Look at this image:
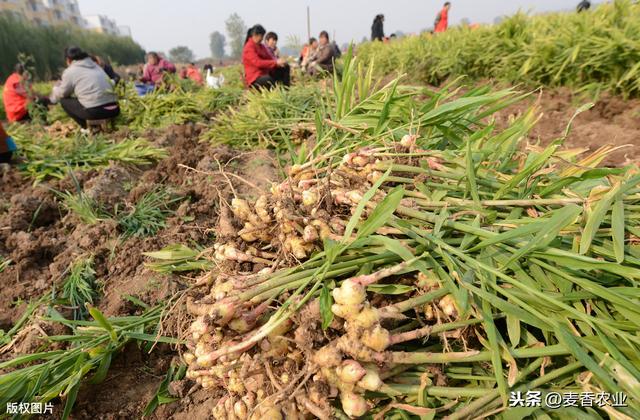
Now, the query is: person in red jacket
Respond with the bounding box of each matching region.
[242,24,289,89]
[3,64,50,123]
[182,63,204,85]
[3,64,31,123]
[434,2,451,33]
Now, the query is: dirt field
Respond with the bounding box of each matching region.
[498,88,640,166]
[0,123,278,419]
[1,87,639,418]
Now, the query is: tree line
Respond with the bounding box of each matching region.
[207,13,245,60]
[165,13,245,64]
[207,13,299,60]
[0,13,146,80]
[153,12,306,64]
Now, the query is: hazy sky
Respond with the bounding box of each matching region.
[80,0,602,59]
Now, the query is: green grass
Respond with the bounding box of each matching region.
[214,64,245,89]
[59,191,106,225]
[0,299,43,348]
[60,257,98,320]
[0,257,10,273]
[0,304,176,420]
[115,188,182,238]
[58,182,183,238]
[143,363,186,416]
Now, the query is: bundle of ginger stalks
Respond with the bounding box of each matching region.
[146,54,640,419]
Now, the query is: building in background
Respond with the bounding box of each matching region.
[0,0,25,21]
[0,0,125,36]
[42,0,84,27]
[0,0,51,26]
[84,14,118,36]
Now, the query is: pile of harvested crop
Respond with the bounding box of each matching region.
[117,81,243,131]
[179,120,640,418]
[202,84,323,149]
[9,124,166,183]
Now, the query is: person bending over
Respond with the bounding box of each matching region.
[93,56,121,85]
[49,47,120,129]
[136,52,176,95]
[185,63,204,85]
[2,64,49,123]
[3,64,30,123]
[242,25,289,89]
[308,31,336,76]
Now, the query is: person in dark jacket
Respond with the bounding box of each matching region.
[577,0,591,12]
[242,25,289,89]
[371,14,385,41]
[331,41,342,58]
[308,31,336,76]
[93,56,121,85]
[50,47,120,128]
